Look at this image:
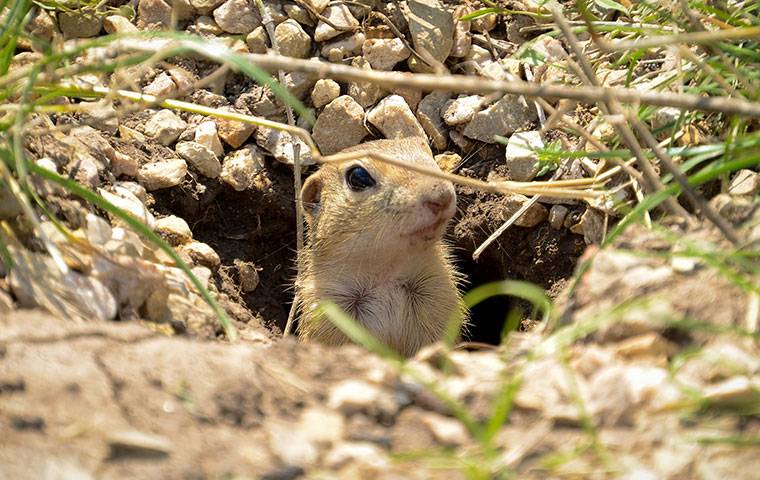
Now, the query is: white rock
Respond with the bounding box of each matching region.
[404,0,454,73]
[137,159,188,191]
[362,38,410,70]
[143,72,177,98]
[297,407,345,445]
[213,0,260,34]
[320,32,365,62]
[463,94,538,143]
[194,121,224,158]
[176,141,221,179]
[255,127,314,166]
[312,95,367,155]
[327,380,397,416]
[267,420,318,466]
[347,57,380,108]
[144,110,187,146]
[103,15,138,33]
[98,186,155,229]
[220,145,265,191]
[274,19,311,58]
[311,79,341,108]
[419,412,469,446]
[325,442,389,470]
[181,241,221,270]
[366,94,426,140]
[703,376,760,407]
[442,95,484,126]
[728,169,760,197]
[314,4,358,42]
[504,131,544,182]
[86,213,112,245]
[154,215,193,246]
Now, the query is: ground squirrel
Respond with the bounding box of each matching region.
[295,137,464,357]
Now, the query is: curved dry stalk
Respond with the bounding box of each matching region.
[602,25,760,51]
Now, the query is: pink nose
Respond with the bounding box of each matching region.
[422,187,454,216]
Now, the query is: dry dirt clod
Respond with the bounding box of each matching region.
[311,95,367,155]
[216,109,257,148]
[366,94,426,140]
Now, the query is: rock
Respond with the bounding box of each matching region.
[362,38,411,70]
[463,94,538,143]
[703,376,760,408]
[652,106,681,130]
[266,420,318,467]
[678,340,760,384]
[103,15,138,33]
[167,66,196,93]
[0,290,12,312]
[614,332,677,362]
[314,4,359,42]
[472,12,497,32]
[709,193,755,223]
[274,19,312,58]
[176,141,221,178]
[348,57,380,108]
[217,110,257,148]
[143,72,178,98]
[416,91,451,151]
[154,215,193,246]
[504,131,544,182]
[392,87,422,112]
[137,0,172,28]
[481,58,522,81]
[419,412,469,446]
[404,0,454,73]
[194,121,224,158]
[450,5,471,57]
[549,205,568,230]
[435,152,460,172]
[98,186,155,229]
[284,3,315,26]
[119,125,146,142]
[442,95,484,126]
[728,169,760,197]
[115,181,148,204]
[181,241,221,270]
[366,94,426,140]
[311,79,341,108]
[26,8,57,45]
[80,102,119,134]
[297,407,345,445]
[168,0,195,21]
[220,145,266,191]
[569,208,605,244]
[144,110,187,146]
[85,213,113,245]
[461,44,492,74]
[235,259,260,292]
[246,26,269,53]
[137,159,188,190]
[325,442,389,470]
[193,15,223,36]
[255,127,315,166]
[312,95,367,155]
[327,380,397,417]
[107,430,173,457]
[282,69,317,100]
[449,129,474,151]
[58,11,102,39]
[320,32,365,62]
[213,0,260,34]
[191,0,225,15]
[302,0,328,13]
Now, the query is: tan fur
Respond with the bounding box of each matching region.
[295,137,465,357]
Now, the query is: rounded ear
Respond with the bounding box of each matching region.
[300,173,323,223]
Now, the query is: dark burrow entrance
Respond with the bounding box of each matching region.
[152,163,585,345]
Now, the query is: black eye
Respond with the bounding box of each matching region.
[345,166,376,191]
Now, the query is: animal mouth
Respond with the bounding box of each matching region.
[404,218,447,240]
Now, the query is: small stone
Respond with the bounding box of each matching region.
[58,11,102,39]
[314,4,359,42]
[167,66,196,93]
[26,8,57,45]
[246,26,269,53]
[703,376,760,408]
[463,95,538,143]
[193,15,223,36]
[297,407,345,445]
[348,57,380,108]
[504,131,544,182]
[194,121,224,158]
[213,0,260,34]
[181,241,221,271]
[104,15,138,33]
[614,332,677,361]
[98,186,155,228]
[419,412,469,446]
[81,102,119,134]
[327,380,397,417]
[255,127,315,166]
[311,79,341,108]
[450,5,471,58]
[144,109,187,146]
[442,95,484,126]
[670,256,698,273]
[115,181,148,203]
[154,215,193,246]
[417,91,451,151]
[137,0,172,28]
[366,95,426,140]
[392,87,422,112]
[710,193,755,223]
[108,430,173,457]
[217,110,257,148]
[362,38,411,70]
[570,207,605,244]
[587,365,636,426]
[220,145,266,191]
[266,420,318,467]
[0,184,22,220]
[284,3,315,26]
[0,290,12,312]
[728,169,760,197]
[449,129,474,151]
[274,19,312,59]
[325,442,389,470]
[143,72,178,98]
[404,0,454,73]
[235,259,260,292]
[652,106,681,130]
[472,12,497,32]
[86,213,113,245]
[481,58,522,81]
[312,95,367,155]
[549,205,568,230]
[302,0,328,13]
[176,141,221,178]
[190,0,225,15]
[137,159,188,190]
[461,44,492,74]
[320,32,365,62]
[435,152,460,173]
[119,125,146,142]
[283,70,317,100]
